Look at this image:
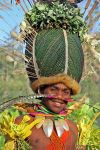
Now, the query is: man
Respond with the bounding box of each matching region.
[16,80,79,150]
[15,1,84,149]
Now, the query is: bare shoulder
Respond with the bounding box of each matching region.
[66,119,78,135]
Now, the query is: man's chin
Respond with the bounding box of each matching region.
[49,108,63,114]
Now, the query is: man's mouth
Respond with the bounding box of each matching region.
[50,99,66,105]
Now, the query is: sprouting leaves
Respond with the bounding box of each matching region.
[24,2,87,41]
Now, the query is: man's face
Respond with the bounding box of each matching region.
[42,83,71,114]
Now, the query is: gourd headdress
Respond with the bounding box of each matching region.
[24,0,85,95]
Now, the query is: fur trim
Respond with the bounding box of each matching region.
[31,74,80,95]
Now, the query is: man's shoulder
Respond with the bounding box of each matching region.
[66,119,78,134]
[66,119,77,126]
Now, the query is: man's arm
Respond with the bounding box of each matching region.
[66,119,78,149]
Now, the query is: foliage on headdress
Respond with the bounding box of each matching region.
[21,2,87,41]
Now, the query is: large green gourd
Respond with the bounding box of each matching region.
[35,29,84,82]
[25,29,84,83]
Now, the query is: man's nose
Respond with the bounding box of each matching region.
[56,91,63,99]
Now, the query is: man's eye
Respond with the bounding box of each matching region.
[50,87,56,91]
[64,90,70,95]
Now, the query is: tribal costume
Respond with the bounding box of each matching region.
[15,102,78,150]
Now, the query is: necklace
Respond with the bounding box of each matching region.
[29,104,69,137]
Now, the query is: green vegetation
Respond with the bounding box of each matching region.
[24,2,87,40]
[68,103,100,149]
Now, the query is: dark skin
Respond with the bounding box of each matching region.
[15,83,78,150]
[41,83,70,113]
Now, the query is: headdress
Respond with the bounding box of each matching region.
[0,0,99,103]
[24,1,85,95]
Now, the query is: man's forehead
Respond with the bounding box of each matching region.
[49,83,70,90]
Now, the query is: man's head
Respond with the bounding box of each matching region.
[39,83,71,114]
[31,74,80,113]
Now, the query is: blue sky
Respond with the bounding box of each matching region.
[0,0,100,45]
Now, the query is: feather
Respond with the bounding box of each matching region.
[86,0,99,20]
[85,0,91,11]
[88,13,100,30]
[0,2,12,10]
[19,2,27,13]
[0,94,45,113]
[27,0,32,6]
[22,0,29,11]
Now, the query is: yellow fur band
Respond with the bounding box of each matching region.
[31,74,80,95]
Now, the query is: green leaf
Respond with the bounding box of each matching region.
[36,3,46,11]
[0,135,5,150]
